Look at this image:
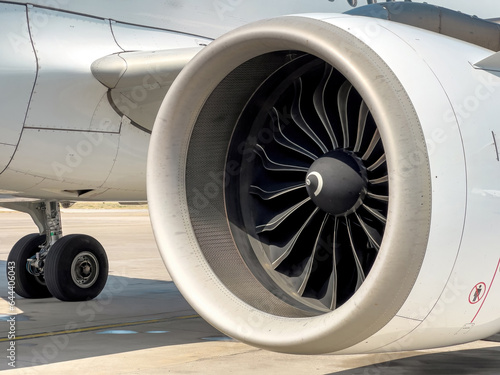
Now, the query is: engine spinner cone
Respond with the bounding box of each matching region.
[306,150,367,216]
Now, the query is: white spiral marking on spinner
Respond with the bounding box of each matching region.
[306,172,324,197]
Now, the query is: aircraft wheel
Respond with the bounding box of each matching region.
[45,234,108,301]
[6,233,52,299]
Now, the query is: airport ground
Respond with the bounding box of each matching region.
[1,208,500,374]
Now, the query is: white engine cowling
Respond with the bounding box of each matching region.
[147,14,500,354]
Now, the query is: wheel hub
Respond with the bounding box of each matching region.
[71,251,99,289]
[81,263,92,276]
[306,150,367,216]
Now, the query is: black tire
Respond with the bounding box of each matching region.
[6,233,52,299]
[45,234,108,301]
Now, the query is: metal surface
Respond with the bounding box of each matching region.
[110,21,211,51]
[149,15,434,354]
[148,6,500,354]
[7,128,120,190]
[1,201,62,279]
[0,0,498,202]
[347,2,500,51]
[70,251,99,288]
[475,51,500,72]
[44,201,62,246]
[1,0,369,201]
[0,0,381,39]
[92,47,203,131]
[224,55,386,312]
[0,4,37,172]
[92,48,203,90]
[24,7,119,131]
[1,0,500,358]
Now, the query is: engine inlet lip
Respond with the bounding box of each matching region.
[148,14,432,354]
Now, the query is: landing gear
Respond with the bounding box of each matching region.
[3,200,109,301]
[7,234,52,299]
[45,234,108,301]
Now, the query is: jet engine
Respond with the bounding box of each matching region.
[148,13,500,354]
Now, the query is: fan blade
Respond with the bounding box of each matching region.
[346,218,366,291]
[250,183,306,200]
[254,144,309,172]
[313,65,339,150]
[354,101,370,153]
[256,197,311,233]
[271,108,319,161]
[271,208,320,267]
[291,78,329,153]
[338,81,353,149]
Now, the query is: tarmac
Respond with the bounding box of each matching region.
[1,209,500,374]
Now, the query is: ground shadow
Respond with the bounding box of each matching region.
[331,346,500,375]
[0,260,222,370]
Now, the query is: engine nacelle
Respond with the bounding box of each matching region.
[148,14,500,354]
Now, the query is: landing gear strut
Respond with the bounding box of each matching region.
[4,201,108,301]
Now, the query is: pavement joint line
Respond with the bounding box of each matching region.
[0,314,200,342]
